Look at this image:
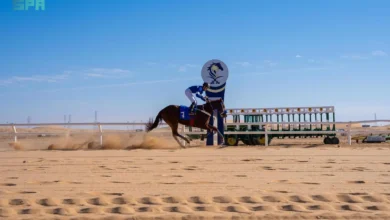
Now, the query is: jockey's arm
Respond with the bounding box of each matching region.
[195,93,206,101]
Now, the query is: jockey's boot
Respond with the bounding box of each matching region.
[189,102,196,115]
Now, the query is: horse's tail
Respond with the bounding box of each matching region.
[146,111,162,132]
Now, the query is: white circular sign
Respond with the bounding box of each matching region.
[201,59,229,86]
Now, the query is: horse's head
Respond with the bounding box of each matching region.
[207,63,224,76]
[207,98,227,118]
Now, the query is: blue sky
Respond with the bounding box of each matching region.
[0,0,389,124]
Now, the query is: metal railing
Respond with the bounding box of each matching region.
[182,120,390,146]
[0,120,389,146]
[0,122,168,145]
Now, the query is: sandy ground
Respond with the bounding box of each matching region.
[0,129,390,219]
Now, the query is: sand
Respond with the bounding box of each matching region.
[0,128,390,219]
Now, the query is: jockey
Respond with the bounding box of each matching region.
[185,82,210,115]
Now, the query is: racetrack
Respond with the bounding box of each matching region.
[0,129,390,219]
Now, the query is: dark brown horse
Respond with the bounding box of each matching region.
[145,98,227,148]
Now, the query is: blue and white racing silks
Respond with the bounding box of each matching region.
[187,85,206,101]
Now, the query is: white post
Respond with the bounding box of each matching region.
[265,124,269,147]
[12,125,17,143]
[181,125,186,147]
[98,124,103,146]
[347,122,352,145]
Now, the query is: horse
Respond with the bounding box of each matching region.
[145,98,227,148]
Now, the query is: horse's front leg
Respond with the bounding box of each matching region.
[216,129,225,145]
[205,123,218,136]
[206,125,225,146]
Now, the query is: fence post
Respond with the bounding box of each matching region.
[182,125,186,147]
[265,123,269,146]
[98,124,103,146]
[12,125,17,143]
[347,122,352,146]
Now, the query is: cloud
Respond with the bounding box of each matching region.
[235,62,251,67]
[178,66,187,72]
[263,60,277,67]
[295,67,328,72]
[340,50,388,60]
[321,60,335,65]
[308,59,315,63]
[340,54,368,60]
[84,68,132,79]
[296,55,302,58]
[277,67,328,75]
[238,72,269,76]
[146,62,157,66]
[372,50,388,57]
[0,73,69,86]
[0,79,12,86]
[86,73,104,78]
[46,77,199,92]
[177,64,198,72]
[0,67,132,86]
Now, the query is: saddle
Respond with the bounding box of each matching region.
[179,105,195,120]
[179,105,209,120]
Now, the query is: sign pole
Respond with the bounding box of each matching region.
[201,59,229,146]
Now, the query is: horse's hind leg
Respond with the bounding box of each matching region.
[170,122,190,148]
[176,133,190,144]
[173,136,185,148]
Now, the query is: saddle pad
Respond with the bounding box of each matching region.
[179,105,191,120]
